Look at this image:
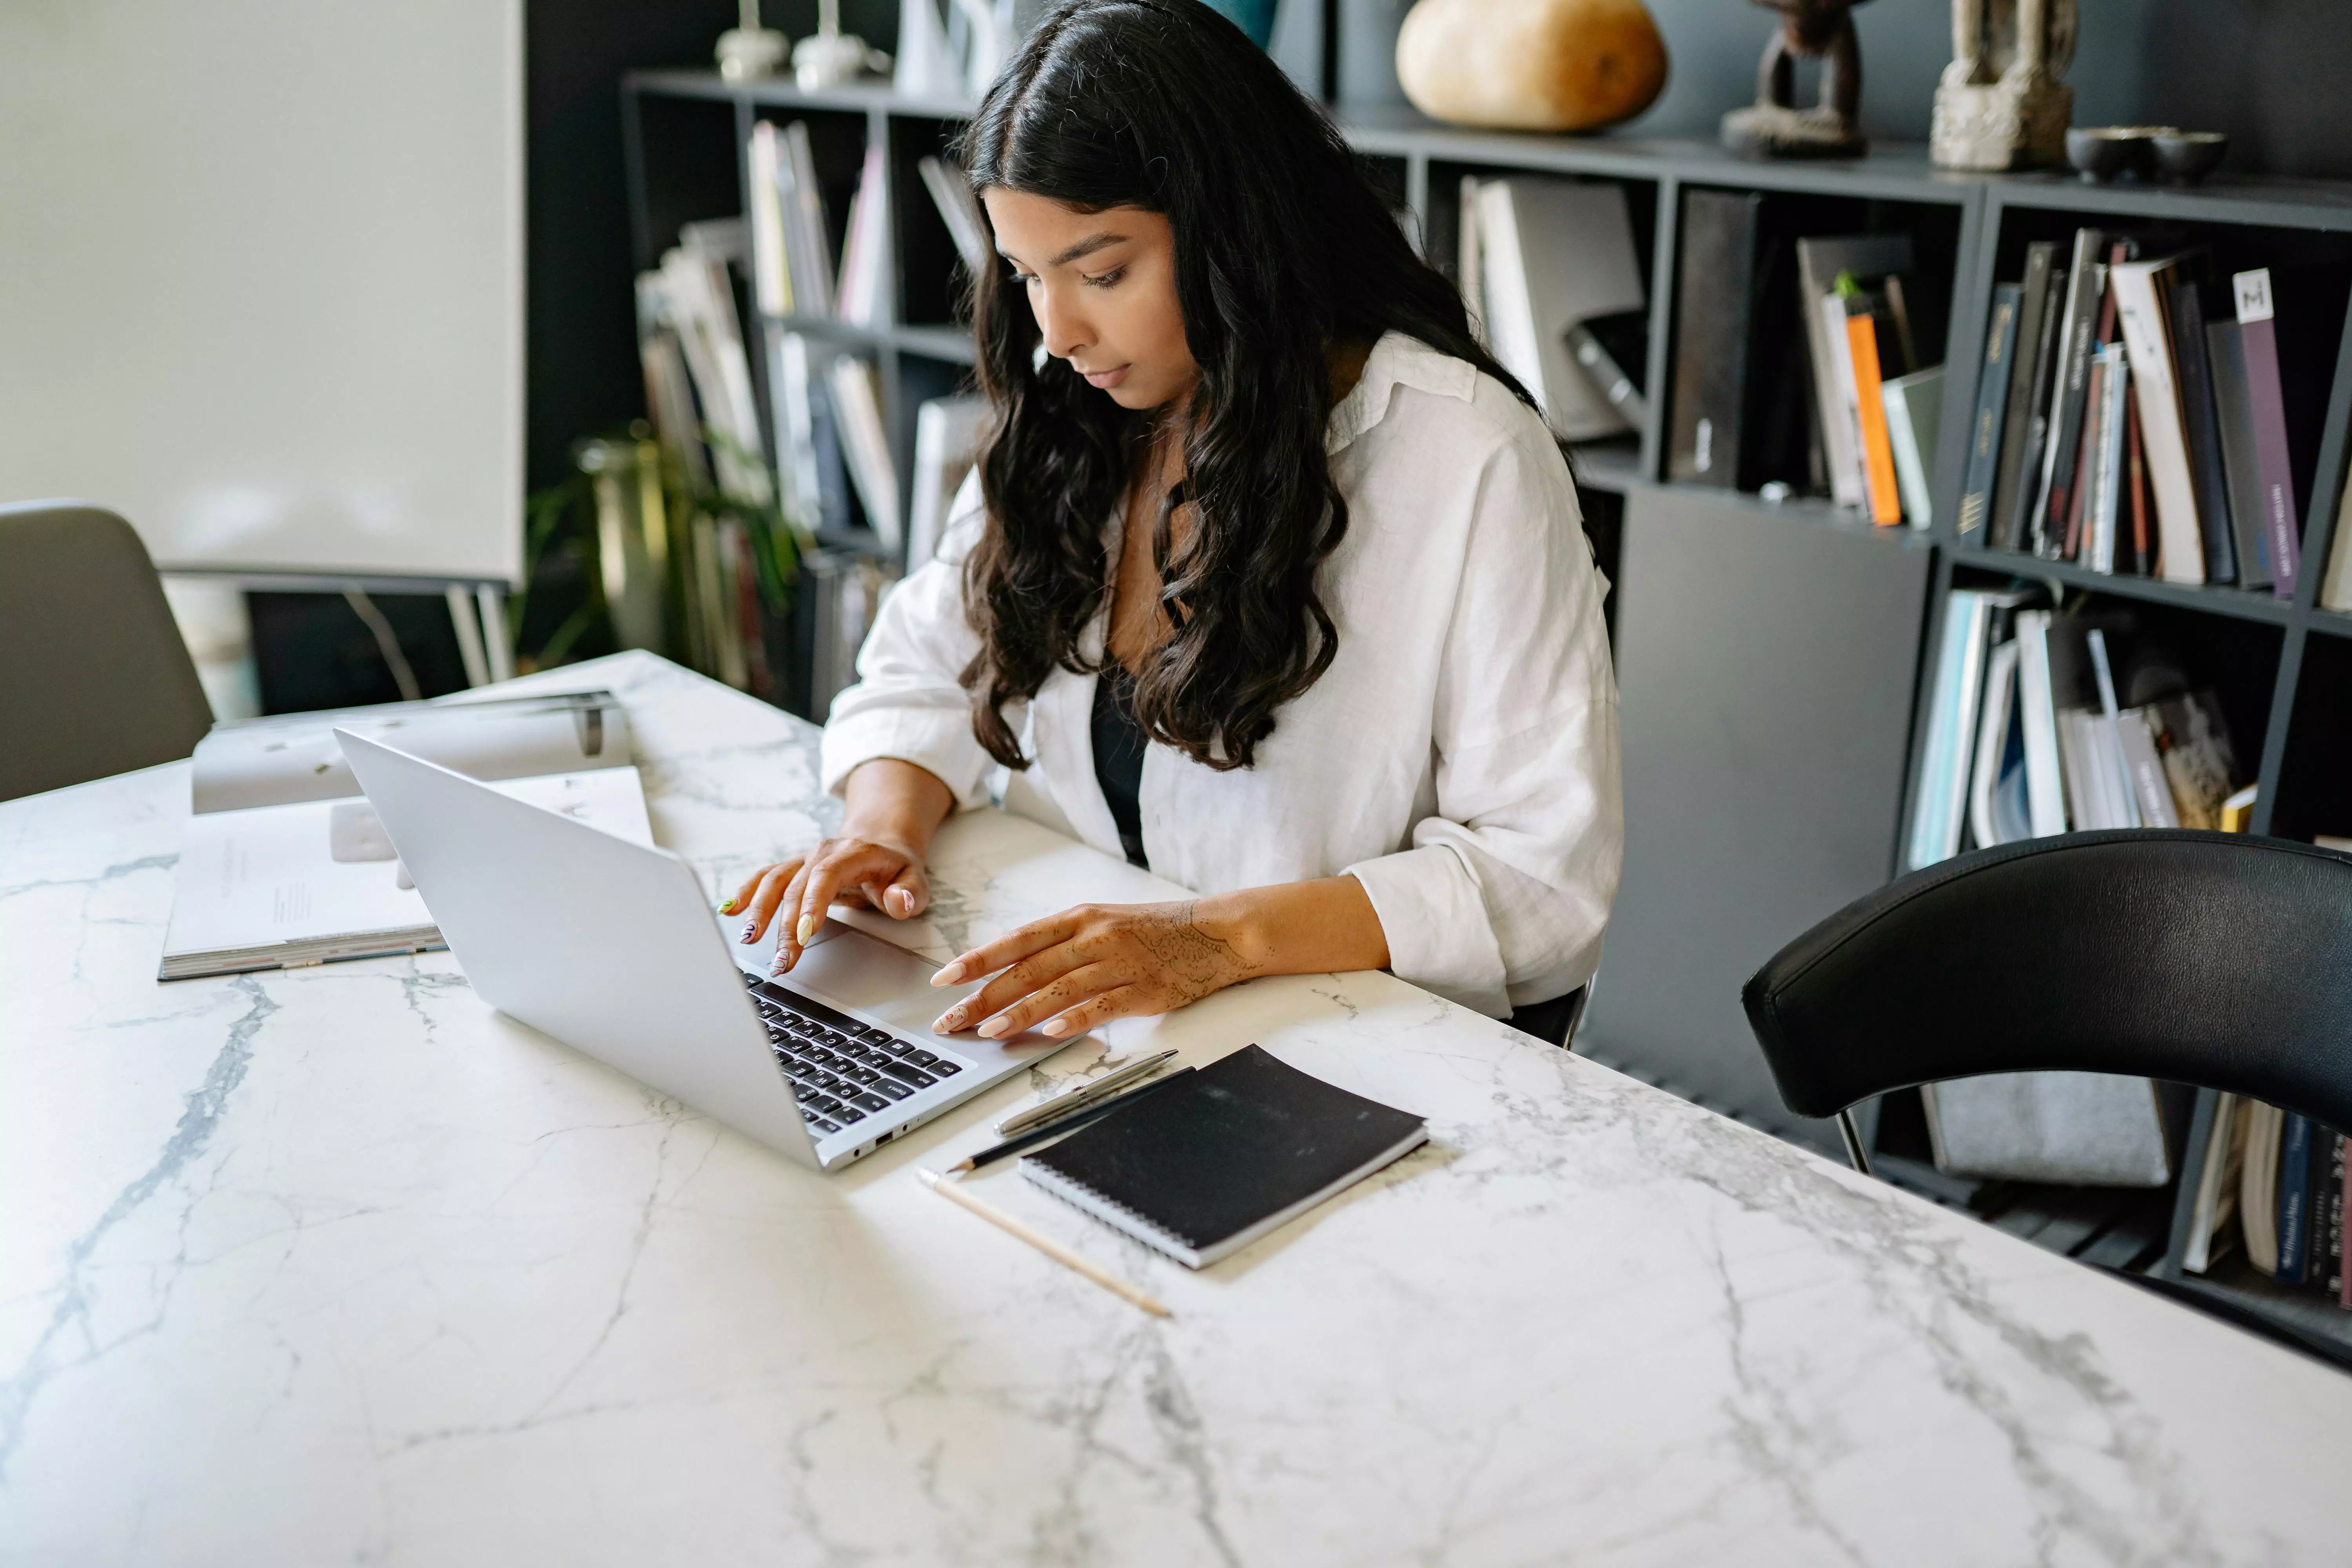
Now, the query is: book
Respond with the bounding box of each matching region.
[2033,229,2110,557]
[2127,394,2151,575]
[2111,258,2207,585]
[2115,710,2179,828]
[1668,192,1818,492]
[916,154,989,276]
[2234,269,2303,597]
[1843,297,1903,525]
[160,692,650,981]
[1957,285,2020,537]
[834,143,890,327]
[778,120,837,318]
[1882,363,1945,530]
[1796,234,1915,510]
[797,548,903,720]
[2183,1093,2246,1274]
[2242,1101,2285,1276]
[1991,242,2061,550]
[2278,1112,2316,1284]
[1968,638,2026,851]
[657,235,771,506]
[2086,345,2129,574]
[2165,277,2241,586]
[826,355,902,549]
[2220,782,2259,834]
[1909,593,1986,868]
[2203,320,2273,594]
[2330,1132,2350,1307]
[1456,175,1483,332]
[1475,178,1645,441]
[747,121,792,316]
[2013,610,2069,837]
[907,394,987,567]
[1021,1044,1429,1268]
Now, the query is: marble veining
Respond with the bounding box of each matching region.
[5,651,2351,1566]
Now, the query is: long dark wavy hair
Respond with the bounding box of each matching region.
[953,0,1528,771]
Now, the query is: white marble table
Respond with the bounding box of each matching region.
[7,651,2352,1566]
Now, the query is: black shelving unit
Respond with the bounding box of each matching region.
[620,73,2352,1358]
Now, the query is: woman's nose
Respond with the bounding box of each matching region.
[1032,283,1093,362]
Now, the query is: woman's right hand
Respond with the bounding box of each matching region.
[724,833,931,976]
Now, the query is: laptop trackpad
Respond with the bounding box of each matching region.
[768,924,992,1044]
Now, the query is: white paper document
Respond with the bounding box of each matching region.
[161,690,651,979]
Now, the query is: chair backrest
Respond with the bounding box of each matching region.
[0,501,213,802]
[1742,830,2352,1133]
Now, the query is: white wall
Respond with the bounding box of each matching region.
[0,1,524,584]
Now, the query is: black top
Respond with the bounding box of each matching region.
[1091,666,1149,869]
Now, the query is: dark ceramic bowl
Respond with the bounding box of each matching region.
[2066,125,2160,183]
[2153,130,2229,186]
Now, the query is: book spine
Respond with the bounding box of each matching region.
[2001,272,2067,552]
[2092,348,2128,575]
[1668,192,1759,488]
[2337,1131,2351,1308]
[2207,319,2273,586]
[1907,593,1984,869]
[2234,270,2303,597]
[2016,611,2068,837]
[2034,230,2107,558]
[2063,356,2106,563]
[1959,285,2022,539]
[1992,244,2058,551]
[2278,1111,2314,1284]
[2317,1129,2344,1304]
[2127,395,2151,575]
[2111,263,2207,586]
[2167,279,2238,584]
[1847,309,1903,525]
[1457,175,1483,333]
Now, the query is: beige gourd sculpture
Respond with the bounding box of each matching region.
[1397,0,1667,133]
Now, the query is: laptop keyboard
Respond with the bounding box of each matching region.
[738,971,965,1137]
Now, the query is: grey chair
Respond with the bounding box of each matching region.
[0,501,214,802]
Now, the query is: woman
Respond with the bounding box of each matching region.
[728,0,1620,1043]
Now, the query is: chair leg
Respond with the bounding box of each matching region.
[1835,1107,1874,1176]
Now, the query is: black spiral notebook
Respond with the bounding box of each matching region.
[1020,1045,1428,1268]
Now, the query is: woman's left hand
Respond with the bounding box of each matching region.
[928,899,1259,1040]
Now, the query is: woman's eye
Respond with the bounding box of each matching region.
[1081,267,1125,290]
[1009,270,1038,287]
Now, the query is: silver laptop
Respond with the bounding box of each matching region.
[337,728,1076,1169]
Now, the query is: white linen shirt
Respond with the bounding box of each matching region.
[819,330,1622,1016]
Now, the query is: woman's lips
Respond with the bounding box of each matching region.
[1080,364,1130,389]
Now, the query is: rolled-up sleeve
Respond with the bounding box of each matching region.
[1343,424,1622,1016]
[818,475,998,808]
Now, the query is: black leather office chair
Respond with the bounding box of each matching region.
[1743,830,2352,1165]
[0,501,214,802]
[1744,830,2352,1368]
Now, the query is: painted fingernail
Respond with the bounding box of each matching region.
[739,923,757,942]
[934,1009,963,1031]
[931,960,965,986]
[888,889,911,916]
[1040,1017,1068,1036]
[796,915,817,943]
[718,898,738,915]
[977,1016,1009,1039]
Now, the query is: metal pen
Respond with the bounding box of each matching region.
[951,1067,1194,1173]
[995,1048,1179,1137]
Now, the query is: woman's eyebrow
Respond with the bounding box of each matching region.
[995,231,1130,269]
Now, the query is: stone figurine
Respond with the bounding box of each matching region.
[1930,0,2076,170]
[1720,0,1871,159]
